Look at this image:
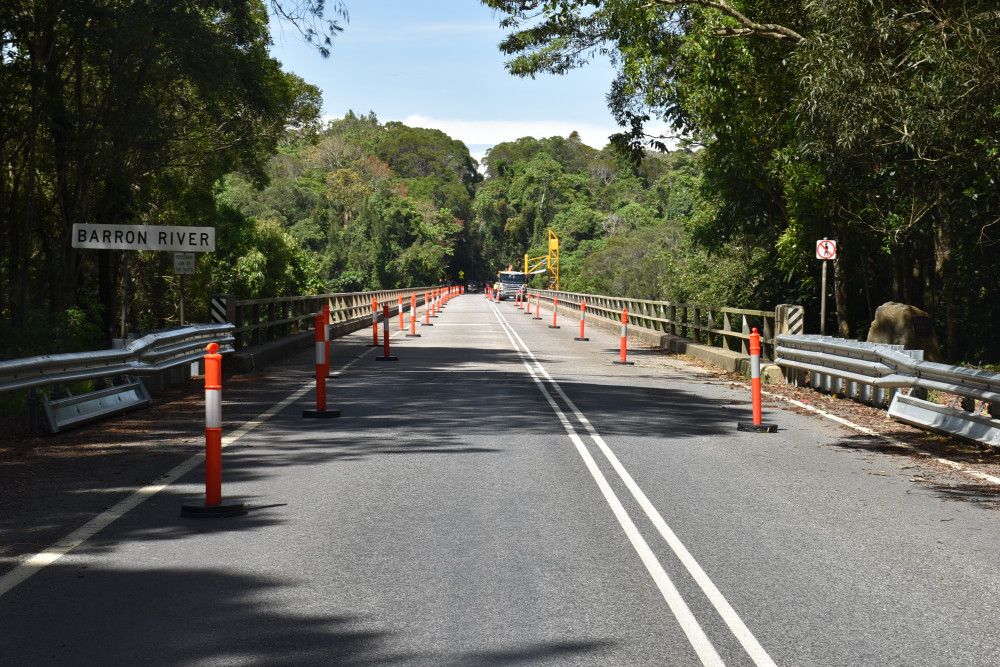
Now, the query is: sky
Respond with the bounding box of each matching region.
[268,0,671,166]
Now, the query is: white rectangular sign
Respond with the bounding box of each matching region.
[72,223,215,252]
[174,252,196,275]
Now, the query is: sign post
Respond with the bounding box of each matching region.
[174,252,196,325]
[816,238,837,336]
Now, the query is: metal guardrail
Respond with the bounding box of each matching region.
[0,324,235,433]
[529,289,777,358]
[0,324,235,394]
[776,334,1000,447]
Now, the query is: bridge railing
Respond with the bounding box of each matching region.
[528,289,781,360]
[214,288,433,349]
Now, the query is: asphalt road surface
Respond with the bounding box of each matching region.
[2,294,998,665]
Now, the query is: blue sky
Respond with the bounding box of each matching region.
[268,1,669,165]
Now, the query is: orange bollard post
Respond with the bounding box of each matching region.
[525,293,532,315]
[575,299,589,341]
[406,294,421,337]
[737,328,777,432]
[533,294,542,320]
[322,304,332,376]
[377,304,398,361]
[370,297,379,346]
[399,295,405,330]
[303,314,340,418]
[549,297,560,329]
[431,289,439,318]
[181,343,247,517]
[613,307,634,366]
[422,291,433,326]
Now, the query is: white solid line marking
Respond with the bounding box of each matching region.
[761,389,1000,486]
[493,303,776,667]
[0,365,329,599]
[490,302,727,666]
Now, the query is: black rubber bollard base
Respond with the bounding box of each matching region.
[574,337,590,341]
[375,356,399,361]
[613,360,635,366]
[181,500,247,518]
[303,409,341,418]
[737,422,778,433]
[421,323,434,326]
[405,333,422,337]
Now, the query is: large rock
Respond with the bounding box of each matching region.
[866,302,943,362]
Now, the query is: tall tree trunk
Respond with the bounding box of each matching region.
[833,252,851,338]
[934,216,960,361]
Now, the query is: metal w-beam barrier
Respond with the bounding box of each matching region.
[776,334,1000,447]
[0,324,234,433]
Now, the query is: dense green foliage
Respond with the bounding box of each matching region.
[0,0,326,353]
[5,0,1000,366]
[484,0,1000,362]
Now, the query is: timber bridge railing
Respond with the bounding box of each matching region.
[527,288,804,365]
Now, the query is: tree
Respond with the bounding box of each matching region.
[0,0,322,349]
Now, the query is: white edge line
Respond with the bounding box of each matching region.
[0,371,318,598]
[761,389,1000,486]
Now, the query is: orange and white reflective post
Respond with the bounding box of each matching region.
[549,297,560,329]
[303,314,340,419]
[376,303,398,361]
[371,297,379,346]
[399,295,405,330]
[180,343,247,517]
[575,299,589,341]
[613,307,634,366]
[423,291,432,326]
[737,328,776,432]
[533,294,542,320]
[204,343,223,505]
[407,294,420,337]
[322,304,331,371]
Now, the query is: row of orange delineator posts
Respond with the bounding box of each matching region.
[482,284,774,434]
[182,286,464,518]
[483,284,634,365]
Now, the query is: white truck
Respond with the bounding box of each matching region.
[495,270,527,301]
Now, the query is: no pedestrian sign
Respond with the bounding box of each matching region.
[816,239,837,260]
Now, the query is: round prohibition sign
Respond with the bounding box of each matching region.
[816,238,837,260]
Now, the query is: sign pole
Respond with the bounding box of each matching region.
[120,251,129,339]
[820,259,827,337]
[815,238,837,337]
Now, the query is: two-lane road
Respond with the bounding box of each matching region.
[2,294,998,665]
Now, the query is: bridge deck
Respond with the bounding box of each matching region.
[1,294,999,665]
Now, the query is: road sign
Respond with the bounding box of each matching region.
[72,223,215,252]
[816,238,837,260]
[174,252,196,275]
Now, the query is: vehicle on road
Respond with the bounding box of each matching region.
[496,270,527,301]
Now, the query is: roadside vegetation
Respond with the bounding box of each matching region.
[3,1,999,368]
